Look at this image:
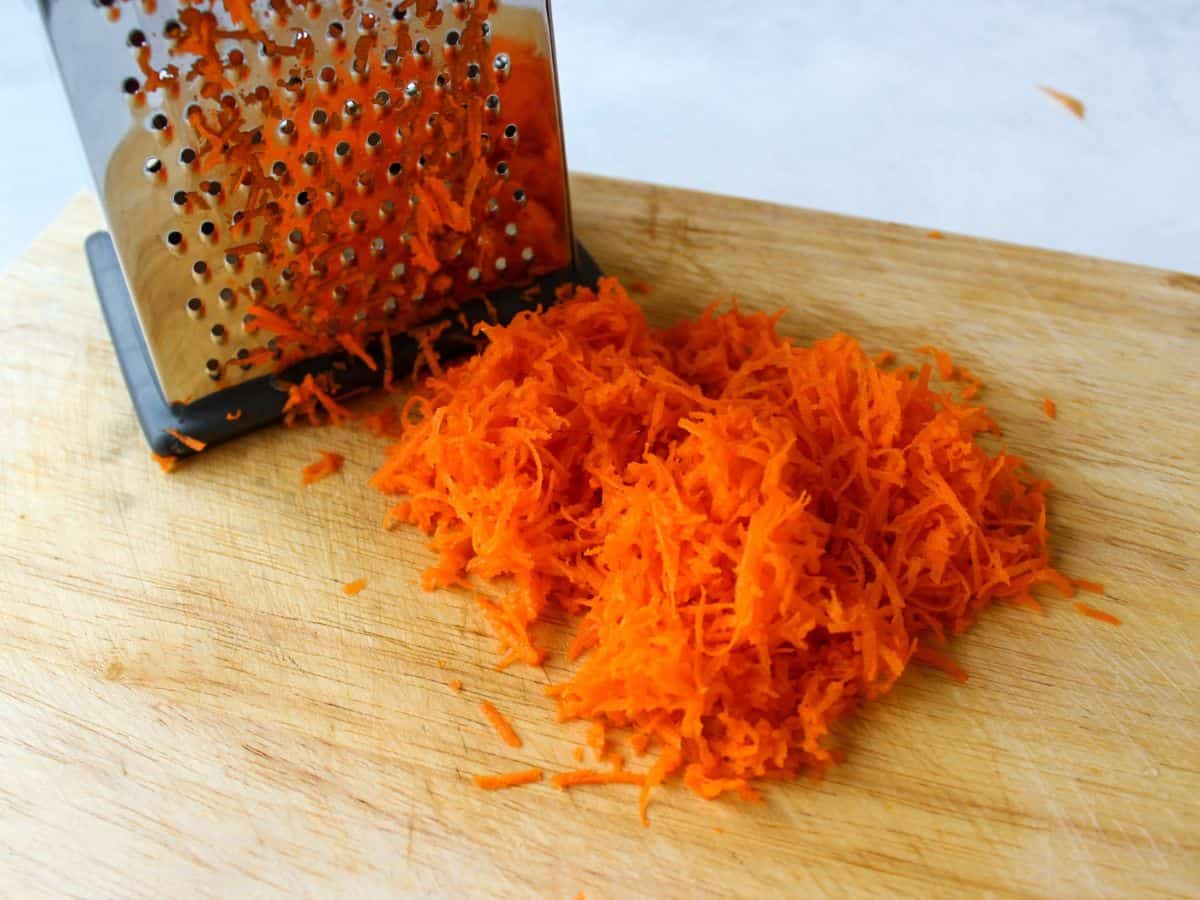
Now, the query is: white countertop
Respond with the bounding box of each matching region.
[4,0,1197,274]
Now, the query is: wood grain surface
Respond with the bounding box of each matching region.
[1,175,1198,898]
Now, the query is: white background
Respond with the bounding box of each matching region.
[4,0,1197,273]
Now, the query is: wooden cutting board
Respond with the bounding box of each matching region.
[1,175,1197,898]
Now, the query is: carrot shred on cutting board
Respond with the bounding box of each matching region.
[1075,602,1121,626]
[151,452,177,474]
[1043,397,1057,419]
[473,768,543,791]
[913,645,969,683]
[372,276,1082,812]
[449,678,463,693]
[479,701,522,748]
[225,409,243,422]
[1039,85,1086,120]
[342,578,367,596]
[165,428,206,453]
[301,451,344,486]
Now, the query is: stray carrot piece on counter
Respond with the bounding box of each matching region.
[572,746,585,763]
[301,451,344,486]
[1073,578,1105,594]
[1039,85,1086,120]
[151,452,177,474]
[1075,602,1121,626]
[629,280,653,294]
[586,721,606,760]
[912,645,969,683]
[1043,397,1057,419]
[449,678,463,693]
[473,768,543,791]
[873,349,896,367]
[479,700,522,748]
[927,230,944,239]
[225,409,243,422]
[165,428,206,453]
[342,578,367,596]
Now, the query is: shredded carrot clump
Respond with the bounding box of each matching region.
[373,277,1077,817]
[1043,397,1057,419]
[473,768,543,791]
[479,700,523,749]
[342,578,367,596]
[284,374,353,427]
[1075,602,1121,626]
[301,451,345,486]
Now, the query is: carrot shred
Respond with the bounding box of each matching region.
[1075,602,1121,626]
[927,230,944,239]
[1073,578,1105,594]
[449,678,463,693]
[913,645,969,683]
[479,700,522,748]
[473,768,543,791]
[1039,85,1086,120]
[552,769,646,789]
[151,452,177,474]
[372,277,1085,809]
[225,409,243,422]
[873,350,896,367]
[1043,397,1057,419]
[165,428,206,453]
[301,451,344,486]
[342,578,367,596]
[629,280,653,295]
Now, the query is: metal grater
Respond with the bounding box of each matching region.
[39,0,597,456]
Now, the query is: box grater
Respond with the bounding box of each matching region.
[39,0,597,456]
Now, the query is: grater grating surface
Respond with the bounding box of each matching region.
[40,0,592,454]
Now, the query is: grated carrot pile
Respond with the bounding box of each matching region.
[301,451,345,486]
[372,277,1076,815]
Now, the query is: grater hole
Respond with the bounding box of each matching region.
[205,358,220,379]
[127,29,147,49]
[144,156,163,176]
[193,261,208,275]
[327,21,344,40]
[186,297,204,318]
[199,221,217,240]
[179,147,197,166]
[163,19,181,40]
[219,287,236,308]
[210,324,227,344]
[150,113,169,131]
[166,230,184,248]
[122,77,140,95]
[445,30,461,47]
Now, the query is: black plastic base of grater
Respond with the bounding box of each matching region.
[86,231,604,458]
